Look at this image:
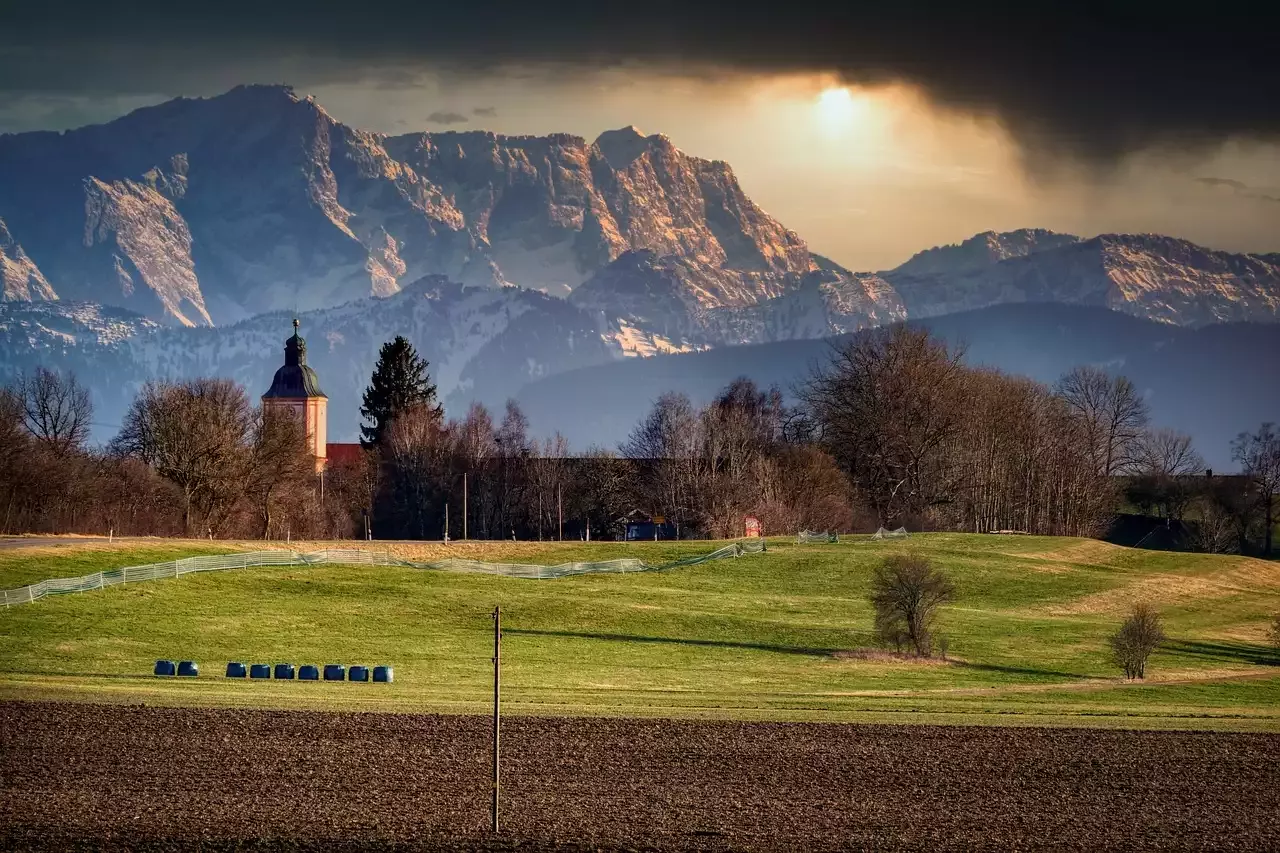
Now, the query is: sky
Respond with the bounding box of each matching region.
[2,1,1278,270]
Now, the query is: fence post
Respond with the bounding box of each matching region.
[491,605,501,833]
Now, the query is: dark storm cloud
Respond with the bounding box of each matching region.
[473,107,498,118]
[2,1,1278,161]
[1194,177,1280,204]
[426,111,469,125]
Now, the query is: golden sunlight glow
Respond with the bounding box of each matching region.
[815,86,867,133]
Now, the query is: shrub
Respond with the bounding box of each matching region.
[1270,614,1280,650]
[869,553,957,657]
[1110,604,1166,680]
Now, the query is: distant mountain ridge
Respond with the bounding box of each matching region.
[885,229,1280,326]
[4,85,1275,338]
[0,85,818,325]
[889,228,1081,277]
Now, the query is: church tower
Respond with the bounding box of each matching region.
[262,319,328,472]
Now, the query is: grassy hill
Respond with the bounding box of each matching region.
[1,535,1278,730]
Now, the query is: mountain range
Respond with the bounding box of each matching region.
[0,84,1277,463]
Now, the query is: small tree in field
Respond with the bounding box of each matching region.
[1110,604,1166,680]
[869,553,956,657]
[1269,614,1280,651]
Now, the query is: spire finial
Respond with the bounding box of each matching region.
[293,317,300,331]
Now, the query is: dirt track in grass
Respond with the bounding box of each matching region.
[2,701,1278,851]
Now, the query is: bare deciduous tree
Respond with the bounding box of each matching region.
[622,392,703,537]
[869,553,957,657]
[1129,428,1205,524]
[1110,603,1166,680]
[754,444,861,535]
[0,387,29,533]
[1055,366,1150,477]
[1188,491,1238,554]
[801,325,967,527]
[244,407,317,538]
[1232,423,1280,557]
[16,367,91,455]
[383,404,453,539]
[942,370,1114,537]
[529,433,571,540]
[111,378,253,536]
[701,379,784,537]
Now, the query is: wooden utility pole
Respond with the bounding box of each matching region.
[557,483,563,542]
[464,473,469,541]
[491,605,501,833]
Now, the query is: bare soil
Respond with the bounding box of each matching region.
[2,701,1277,851]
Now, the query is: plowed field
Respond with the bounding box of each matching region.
[2,702,1277,851]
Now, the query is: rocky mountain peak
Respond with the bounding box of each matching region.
[891,228,1081,277]
[0,217,57,302]
[0,87,825,323]
[594,126,652,170]
[887,231,1280,326]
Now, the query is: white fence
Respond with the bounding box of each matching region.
[796,530,839,544]
[1,540,767,608]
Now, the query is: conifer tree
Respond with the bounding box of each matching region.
[360,336,441,448]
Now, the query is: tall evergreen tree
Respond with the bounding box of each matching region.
[360,336,441,448]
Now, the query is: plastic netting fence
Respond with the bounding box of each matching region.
[1,540,767,607]
[871,527,910,540]
[796,530,839,544]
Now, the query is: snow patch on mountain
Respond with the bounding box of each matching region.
[607,320,701,358]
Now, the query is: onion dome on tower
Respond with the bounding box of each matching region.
[264,318,326,400]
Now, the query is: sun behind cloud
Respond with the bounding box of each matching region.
[815,86,868,133]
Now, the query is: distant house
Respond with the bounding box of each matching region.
[325,441,364,469]
[618,509,678,541]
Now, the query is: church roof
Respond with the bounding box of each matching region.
[263,319,327,400]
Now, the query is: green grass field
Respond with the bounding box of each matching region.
[2,534,1278,730]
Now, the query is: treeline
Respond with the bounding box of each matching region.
[361,338,861,540]
[0,372,327,538]
[1,327,1276,553]
[798,326,1277,550]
